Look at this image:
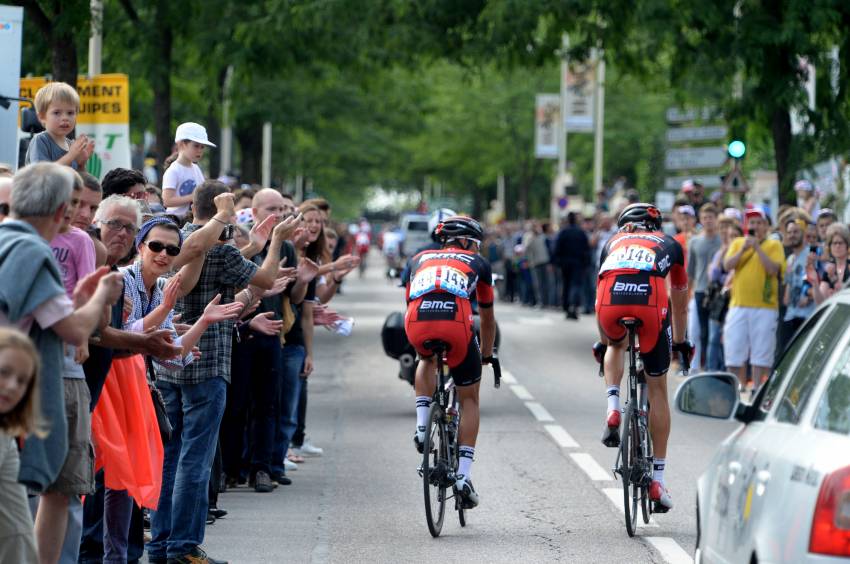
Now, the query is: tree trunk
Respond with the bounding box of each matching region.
[771,107,793,204]
[50,32,78,87]
[206,110,221,179]
[236,125,261,184]
[151,16,173,171]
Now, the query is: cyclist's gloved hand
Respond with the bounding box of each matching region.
[592,341,607,365]
[672,340,695,368]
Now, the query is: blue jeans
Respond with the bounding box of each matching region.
[148,378,227,559]
[707,318,725,371]
[272,345,305,476]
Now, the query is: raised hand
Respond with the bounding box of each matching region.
[272,212,302,243]
[213,192,236,218]
[264,275,294,297]
[249,311,284,336]
[161,273,182,311]
[73,266,112,308]
[249,214,277,249]
[143,328,181,359]
[96,271,125,306]
[68,135,88,160]
[201,294,245,324]
[291,226,309,248]
[296,258,320,283]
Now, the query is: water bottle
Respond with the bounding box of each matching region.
[446,406,459,437]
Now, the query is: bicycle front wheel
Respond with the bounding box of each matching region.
[422,402,447,537]
[620,403,639,537]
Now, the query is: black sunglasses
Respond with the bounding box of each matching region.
[145,240,181,257]
[0,203,8,216]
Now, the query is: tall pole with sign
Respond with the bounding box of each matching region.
[552,34,569,226]
[592,50,605,197]
[88,0,103,76]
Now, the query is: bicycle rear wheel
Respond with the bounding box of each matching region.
[620,403,639,537]
[422,402,447,537]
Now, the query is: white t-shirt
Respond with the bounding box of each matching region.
[162,161,205,218]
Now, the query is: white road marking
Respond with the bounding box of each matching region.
[510,384,534,400]
[646,537,695,564]
[525,401,554,422]
[570,452,615,481]
[500,370,517,385]
[601,488,659,527]
[543,424,579,448]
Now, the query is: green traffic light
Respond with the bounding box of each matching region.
[728,140,746,159]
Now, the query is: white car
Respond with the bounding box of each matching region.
[675,295,850,563]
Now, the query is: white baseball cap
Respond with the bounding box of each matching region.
[175,122,216,147]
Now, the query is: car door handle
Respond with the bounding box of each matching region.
[755,469,770,496]
[727,461,743,485]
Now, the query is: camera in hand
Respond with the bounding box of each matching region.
[747,228,755,237]
[219,224,234,241]
[810,244,822,256]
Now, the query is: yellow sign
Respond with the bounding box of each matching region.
[19,74,129,124]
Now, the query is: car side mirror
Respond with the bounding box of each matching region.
[674,372,740,420]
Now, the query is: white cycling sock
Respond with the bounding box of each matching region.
[653,458,666,484]
[606,386,620,413]
[416,396,431,431]
[457,446,475,479]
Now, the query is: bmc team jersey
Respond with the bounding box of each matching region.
[595,231,687,376]
[404,248,494,385]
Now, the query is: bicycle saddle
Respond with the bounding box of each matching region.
[423,340,450,354]
[618,317,642,329]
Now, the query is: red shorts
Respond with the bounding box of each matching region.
[596,274,672,376]
[404,293,481,386]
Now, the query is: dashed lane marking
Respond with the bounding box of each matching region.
[646,537,695,564]
[525,401,554,422]
[510,384,534,400]
[543,424,579,448]
[500,370,517,385]
[570,452,615,481]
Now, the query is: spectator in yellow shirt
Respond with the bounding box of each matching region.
[722,209,786,392]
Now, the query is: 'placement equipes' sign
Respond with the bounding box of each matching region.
[20,74,131,178]
[535,94,560,159]
[665,125,728,143]
[665,146,727,171]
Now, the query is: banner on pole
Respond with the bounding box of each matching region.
[564,61,595,132]
[535,94,560,159]
[20,74,131,179]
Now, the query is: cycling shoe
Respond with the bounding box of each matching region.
[602,410,621,448]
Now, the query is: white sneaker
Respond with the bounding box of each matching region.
[284,458,298,472]
[293,439,323,457]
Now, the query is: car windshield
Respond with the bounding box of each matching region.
[407,221,429,231]
[774,304,850,425]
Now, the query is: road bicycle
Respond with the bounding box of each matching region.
[608,318,690,537]
[418,339,500,537]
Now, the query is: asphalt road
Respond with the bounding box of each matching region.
[199,258,739,564]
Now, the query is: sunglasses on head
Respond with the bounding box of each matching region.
[145,240,181,257]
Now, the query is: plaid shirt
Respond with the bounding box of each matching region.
[120,261,194,371]
[156,223,258,384]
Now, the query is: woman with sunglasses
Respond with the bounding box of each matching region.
[92,217,242,564]
[811,222,850,305]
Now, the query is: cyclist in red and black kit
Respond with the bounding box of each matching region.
[594,203,693,512]
[405,216,496,509]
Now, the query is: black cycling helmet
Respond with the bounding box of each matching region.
[617,203,663,231]
[435,215,484,244]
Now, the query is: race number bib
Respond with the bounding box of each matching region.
[600,245,656,273]
[410,266,470,299]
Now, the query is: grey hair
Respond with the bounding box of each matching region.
[95,195,142,226]
[10,162,76,218]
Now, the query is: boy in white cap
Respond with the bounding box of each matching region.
[162,122,216,219]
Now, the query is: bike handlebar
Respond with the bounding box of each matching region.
[483,355,501,389]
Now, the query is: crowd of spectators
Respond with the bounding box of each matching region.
[0,81,360,564]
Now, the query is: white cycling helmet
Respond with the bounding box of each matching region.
[428,208,457,236]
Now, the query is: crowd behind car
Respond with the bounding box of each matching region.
[0,81,363,564]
